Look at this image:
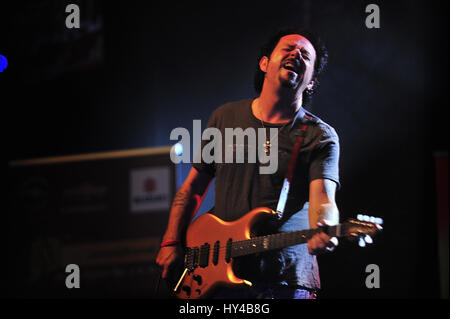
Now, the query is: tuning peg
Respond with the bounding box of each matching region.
[358,237,366,247]
[357,214,370,222]
[357,214,383,225]
[364,235,373,244]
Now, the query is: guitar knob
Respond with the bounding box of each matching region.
[193,275,202,285]
[358,237,366,247]
[182,285,191,296]
[364,235,373,244]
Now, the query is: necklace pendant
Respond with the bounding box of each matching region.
[265,140,271,155]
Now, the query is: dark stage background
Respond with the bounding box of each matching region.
[2,0,448,299]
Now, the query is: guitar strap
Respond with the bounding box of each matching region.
[203,110,313,221]
[276,111,313,220]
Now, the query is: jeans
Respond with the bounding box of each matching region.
[213,284,317,299]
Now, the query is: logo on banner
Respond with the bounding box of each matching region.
[130,167,171,213]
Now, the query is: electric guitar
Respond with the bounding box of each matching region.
[173,206,382,299]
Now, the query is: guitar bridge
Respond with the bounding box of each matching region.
[184,247,200,271]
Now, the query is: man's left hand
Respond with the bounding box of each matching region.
[307,220,339,255]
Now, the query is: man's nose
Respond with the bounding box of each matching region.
[289,49,301,59]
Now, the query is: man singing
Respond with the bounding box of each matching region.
[157,28,340,299]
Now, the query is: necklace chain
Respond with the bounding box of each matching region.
[257,101,295,155]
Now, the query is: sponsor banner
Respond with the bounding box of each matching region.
[20,177,50,213]
[62,237,161,266]
[130,166,171,213]
[61,183,108,214]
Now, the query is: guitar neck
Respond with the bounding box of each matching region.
[231,224,342,258]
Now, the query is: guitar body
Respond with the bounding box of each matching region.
[175,206,277,299]
[173,206,382,299]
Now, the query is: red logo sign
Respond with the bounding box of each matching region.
[143,178,156,193]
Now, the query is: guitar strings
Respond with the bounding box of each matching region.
[185,232,308,257]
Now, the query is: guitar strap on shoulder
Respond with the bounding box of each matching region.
[276,112,313,220]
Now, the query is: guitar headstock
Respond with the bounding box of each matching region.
[341,215,383,247]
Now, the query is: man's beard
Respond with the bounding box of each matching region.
[279,72,302,90]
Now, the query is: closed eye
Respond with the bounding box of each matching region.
[300,49,310,60]
[283,46,311,60]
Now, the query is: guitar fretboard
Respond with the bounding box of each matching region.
[230,225,340,258]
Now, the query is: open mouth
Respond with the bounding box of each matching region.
[282,60,301,75]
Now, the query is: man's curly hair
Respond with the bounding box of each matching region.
[254,27,328,107]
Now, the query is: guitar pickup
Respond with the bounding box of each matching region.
[199,243,210,268]
[213,241,220,265]
[193,247,200,268]
[225,239,232,263]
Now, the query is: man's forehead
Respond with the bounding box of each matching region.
[278,34,315,53]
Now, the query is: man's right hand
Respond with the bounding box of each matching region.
[156,168,212,280]
[156,245,184,279]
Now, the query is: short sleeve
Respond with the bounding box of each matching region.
[309,124,341,188]
[191,111,218,177]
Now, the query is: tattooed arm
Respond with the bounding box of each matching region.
[307,179,339,255]
[156,167,213,278]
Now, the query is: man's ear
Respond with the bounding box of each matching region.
[259,56,269,73]
[306,77,316,91]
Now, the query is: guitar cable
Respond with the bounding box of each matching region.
[154,272,162,298]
